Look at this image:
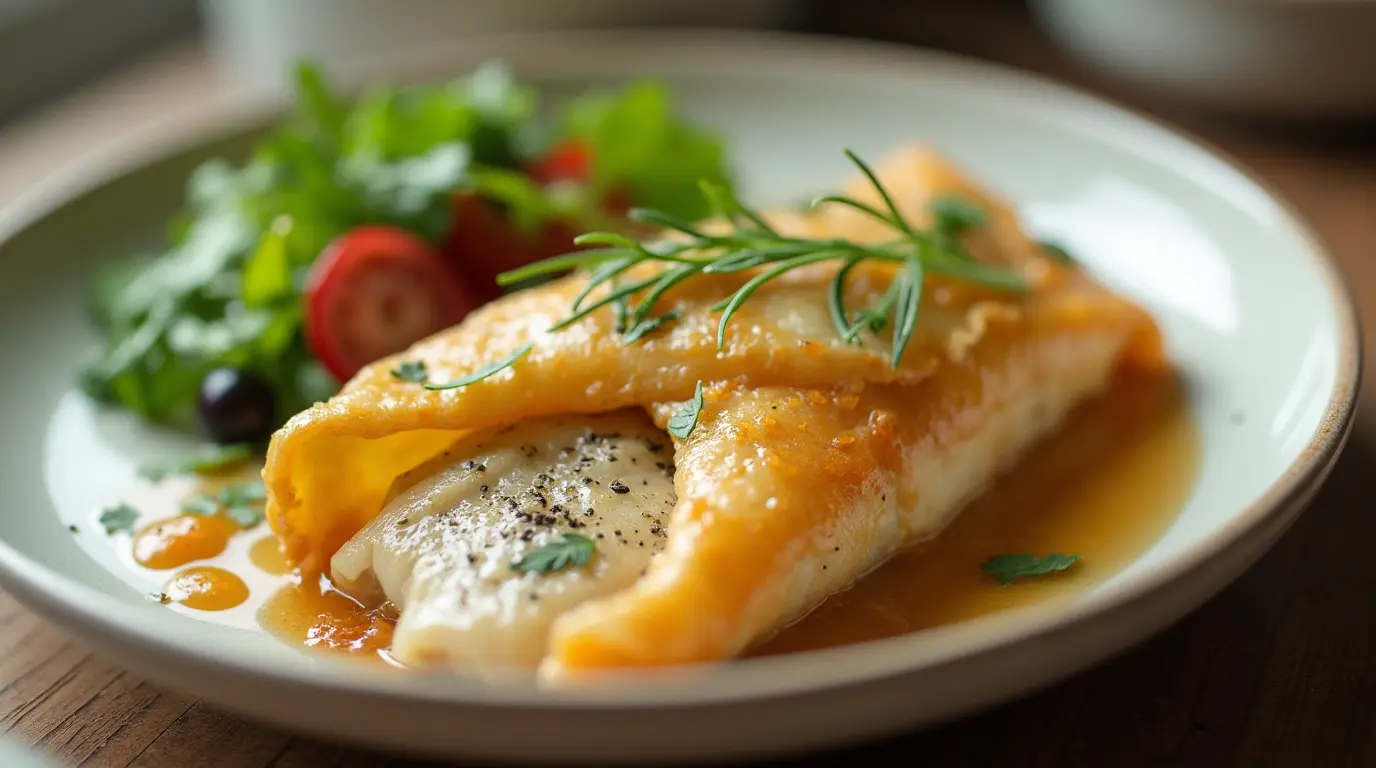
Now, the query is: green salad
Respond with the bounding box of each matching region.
[80,60,733,446]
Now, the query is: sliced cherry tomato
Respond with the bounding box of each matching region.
[441,140,637,293]
[526,139,593,186]
[601,186,634,217]
[442,194,536,300]
[305,225,479,382]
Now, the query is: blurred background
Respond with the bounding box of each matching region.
[3,0,1372,207]
[3,0,1371,211]
[3,0,1375,122]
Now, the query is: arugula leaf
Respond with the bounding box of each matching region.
[562,81,732,222]
[138,444,253,482]
[390,360,429,383]
[667,381,705,440]
[98,503,140,535]
[511,533,596,574]
[981,553,1081,585]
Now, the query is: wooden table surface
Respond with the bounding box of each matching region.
[2,4,1374,766]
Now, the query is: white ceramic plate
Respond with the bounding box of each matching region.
[0,30,1358,764]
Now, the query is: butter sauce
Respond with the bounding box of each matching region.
[98,371,1197,663]
[754,372,1198,655]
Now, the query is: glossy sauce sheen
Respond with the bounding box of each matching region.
[258,572,396,664]
[163,566,249,611]
[134,514,238,570]
[254,372,1197,662]
[754,372,1198,655]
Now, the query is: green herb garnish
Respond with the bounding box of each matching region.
[226,505,266,529]
[497,149,1028,369]
[424,343,533,390]
[218,479,267,507]
[511,533,597,574]
[138,443,253,482]
[981,553,1081,585]
[562,81,732,222]
[667,381,705,440]
[620,309,682,344]
[1037,239,1076,265]
[98,503,140,535]
[390,360,429,383]
[929,194,990,235]
[180,494,220,517]
[179,480,266,528]
[79,60,730,432]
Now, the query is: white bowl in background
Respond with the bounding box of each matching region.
[1032,0,1376,119]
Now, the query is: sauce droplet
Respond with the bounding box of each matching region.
[259,573,395,662]
[249,535,290,575]
[133,514,238,570]
[164,566,249,611]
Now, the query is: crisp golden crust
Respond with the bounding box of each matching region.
[263,145,1161,578]
[545,318,1132,674]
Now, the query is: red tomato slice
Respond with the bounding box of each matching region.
[441,194,535,300]
[305,225,479,382]
[441,140,636,292]
[526,139,592,186]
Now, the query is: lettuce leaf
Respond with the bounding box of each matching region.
[561,81,732,222]
[80,62,736,435]
[80,61,529,427]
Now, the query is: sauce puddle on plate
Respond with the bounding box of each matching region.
[753,371,1199,655]
[93,371,1198,663]
[258,572,399,665]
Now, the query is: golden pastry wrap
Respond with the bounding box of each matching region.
[263,145,1162,675]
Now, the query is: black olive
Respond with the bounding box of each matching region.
[196,368,276,444]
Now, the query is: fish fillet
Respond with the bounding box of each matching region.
[331,411,676,673]
[263,144,1163,679]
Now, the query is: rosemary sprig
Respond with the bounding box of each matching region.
[497,149,1029,370]
[418,149,1032,392]
[424,343,533,390]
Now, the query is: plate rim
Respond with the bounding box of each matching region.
[0,27,1360,710]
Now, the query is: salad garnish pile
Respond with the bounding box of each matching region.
[80,60,731,445]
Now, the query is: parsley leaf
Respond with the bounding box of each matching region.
[425,343,532,390]
[180,494,220,517]
[981,553,1081,586]
[226,505,266,529]
[218,479,267,507]
[390,360,429,383]
[98,503,140,535]
[219,480,268,528]
[138,443,253,482]
[929,194,989,235]
[667,381,704,440]
[511,533,596,574]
